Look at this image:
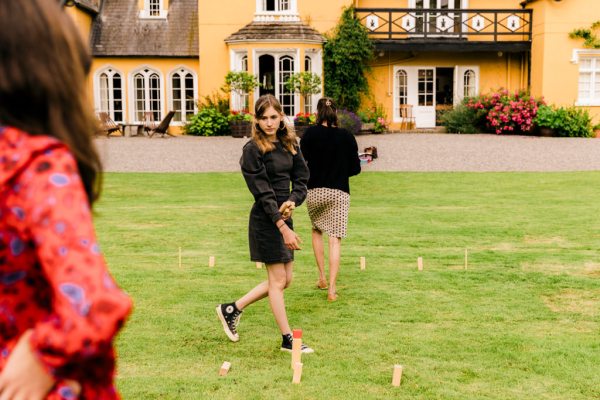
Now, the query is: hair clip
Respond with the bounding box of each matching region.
[325,100,332,107]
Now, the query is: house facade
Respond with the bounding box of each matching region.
[67,0,599,133]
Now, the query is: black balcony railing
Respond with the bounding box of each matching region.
[355,8,532,46]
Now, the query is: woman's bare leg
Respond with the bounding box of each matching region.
[312,229,327,287]
[235,280,269,310]
[328,237,342,299]
[266,262,291,335]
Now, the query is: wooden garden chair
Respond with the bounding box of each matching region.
[96,112,122,137]
[399,104,416,131]
[145,111,176,138]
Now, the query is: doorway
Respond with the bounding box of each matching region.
[259,55,275,97]
[436,67,454,124]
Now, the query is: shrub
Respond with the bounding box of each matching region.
[185,107,230,136]
[228,110,253,123]
[465,89,544,135]
[440,104,481,134]
[337,109,362,135]
[294,112,316,125]
[533,105,593,137]
[357,104,388,133]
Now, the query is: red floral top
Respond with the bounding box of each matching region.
[0,126,132,399]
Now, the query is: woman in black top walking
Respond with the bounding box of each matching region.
[300,98,361,302]
[217,94,314,353]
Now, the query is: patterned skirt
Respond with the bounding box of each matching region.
[306,188,350,238]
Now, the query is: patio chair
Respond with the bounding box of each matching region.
[399,104,416,131]
[97,112,122,137]
[146,111,176,138]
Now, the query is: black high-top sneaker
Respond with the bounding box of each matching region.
[280,333,315,353]
[216,302,242,342]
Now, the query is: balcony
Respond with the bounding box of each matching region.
[355,8,532,52]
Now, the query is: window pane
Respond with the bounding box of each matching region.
[135,74,145,121]
[396,70,407,115]
[279,56,295,116]
[99,73,109,112]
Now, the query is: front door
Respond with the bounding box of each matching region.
[414,68,436,128]
[257,53,296,117]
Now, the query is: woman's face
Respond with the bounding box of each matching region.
[257,106,282,139]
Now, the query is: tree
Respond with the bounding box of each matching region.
[285,72,322,113]
[222,71,259,111]
[324,6,374,112]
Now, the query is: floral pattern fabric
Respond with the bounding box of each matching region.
[0,126,132,399]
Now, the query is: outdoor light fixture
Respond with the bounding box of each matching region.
[60,0,76,7]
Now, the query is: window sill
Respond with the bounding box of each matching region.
[139,11,168,19]
[575,101,600,107]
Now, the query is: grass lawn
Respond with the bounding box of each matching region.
[95,171,600,399]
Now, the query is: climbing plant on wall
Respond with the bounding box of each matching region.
[323,6,374,112]
[569,21,600,48]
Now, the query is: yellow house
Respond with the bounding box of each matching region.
[67,0,599,133]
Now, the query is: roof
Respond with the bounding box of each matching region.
[91,0,198,57]
[225,21,325,44]
[74,0,99,13]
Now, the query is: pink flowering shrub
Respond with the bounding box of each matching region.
[465,89,545,135]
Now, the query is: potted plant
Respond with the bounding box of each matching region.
[222,71,259,137]
[293,112,316,138]
[285,71,322,114]
[533,104,557,137]
[357,104,388,134]
[228,110,254,138]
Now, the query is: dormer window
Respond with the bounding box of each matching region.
[140,0,168,19]
[255,0,298,21]
[263,0,290,12]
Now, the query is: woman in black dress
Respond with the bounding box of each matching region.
[300,97,361,302]
[217,94,313,353]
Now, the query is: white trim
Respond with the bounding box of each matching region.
[139,0,168,19]
[571,48,600,64]
[93,65,125,123]
[392,67,409,122]
[128,66,165,124]
[253,49,299,116]
[254,0,299,21]
[575,52,600,105]
[167,66,198,126]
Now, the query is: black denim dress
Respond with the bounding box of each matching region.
[240,140,308,264]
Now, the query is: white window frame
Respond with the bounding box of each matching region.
[393,69,409,121]
[93,66,125,123]
[573,50,600,106]
[168,67,198,125]
[140,0,168,19]
[454,65,479,104]
[254,0,298,21]
[129,67,164,123]
[253,49,300,118]
[230,50,251,111]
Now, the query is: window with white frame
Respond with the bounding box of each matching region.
[263,0,290,12]
[96,68,124,123]
[463,69,476,98]
[395,69,408,119]
[578,55,600,105]
[304,56,313,113]
[278,55,295,116]
[170,68,197,123]
[133,68,162,122]
[140,0,167,18]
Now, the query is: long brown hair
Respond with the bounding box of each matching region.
[316,97,339,128]
[251,94,297,155]
[0,0,102,205]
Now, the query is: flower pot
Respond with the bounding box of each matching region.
[230,121,252,138]
[361,122,375,133]
[539,127,555,137]
[294,123,309,138]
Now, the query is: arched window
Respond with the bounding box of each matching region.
[278,55,295,116]
[463,69,476,98]
[170,68,197,123]
[304,55,312,72]
[96,68,124,123]
[396,69,408,118]
[133,68,162,122]
[241,55,248,72]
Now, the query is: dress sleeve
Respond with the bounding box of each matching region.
[347,133,361,177]
[20,147,132,377]
[240,141,282,223]
[288,146,309,206]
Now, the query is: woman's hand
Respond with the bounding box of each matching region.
[279,201,295,221]
[0,330,55,400]
[279,225,302,250]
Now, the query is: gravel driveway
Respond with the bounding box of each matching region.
[95,133,600,173]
